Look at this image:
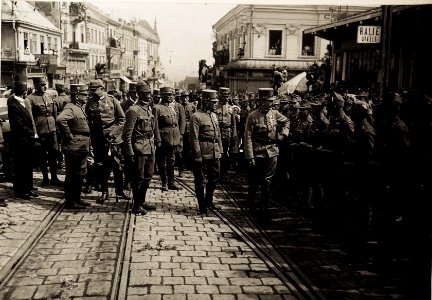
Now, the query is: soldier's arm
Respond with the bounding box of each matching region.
[152,106,161,145]
[275,110,290,138]
[122,108,137,157]
[178,104,186,135]
[110,97,126,139]
[189,114,201,161]
[56,106,74,141]
[231,112,237,139]
[244,114,254,160]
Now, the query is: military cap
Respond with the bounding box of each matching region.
[299,100,311,109]
[55,83,65,90]
[175,89,182,97]
[129,82,137,92]
[310,99,324,108]
[273,98,281,105]
[332,92,345,107]
[136,81,151,93]
[181,90,190,97]
[289,100,300,108]
[201,89,219,101]
[89,79,104,89]
[70,84,88,94]
[153,88,160,96]
[33,77,47,86]
[280,96,290,104]
[219,87,230,95]
[160,87,174,95]
[257,88,275,100]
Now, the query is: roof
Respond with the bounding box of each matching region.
[304,7,382,40]
[136,20,159,43]
[1,0,61,33]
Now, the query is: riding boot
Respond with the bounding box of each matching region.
[168,168,181,190]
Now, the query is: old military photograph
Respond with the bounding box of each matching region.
[0,0,431,299]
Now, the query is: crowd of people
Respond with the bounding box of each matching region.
[0,73,430,298]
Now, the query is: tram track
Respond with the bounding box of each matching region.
[175,175,325,300]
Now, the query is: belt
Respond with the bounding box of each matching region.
[219,124,232,129]
[133,132,154,140]
[199,137,216,143]
[102,120,116,129]
[160,124,177,128]
[72,131,90,136]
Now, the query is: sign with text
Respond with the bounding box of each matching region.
[357,26,381,43]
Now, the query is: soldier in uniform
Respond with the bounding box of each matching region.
[56,84,91,209]
[181,90,196,171]
[189,89,223,214]
[153,87,183,191]
[215,87,237,174]
[172,91,186,178]
[54,83,70,113]
[121,82,137,113]
[86,79,127,203]
[7,75,39,200]
[27,77,62,186]
[244,88,289,218]
[122,81,160,215]
[152,89,161,105]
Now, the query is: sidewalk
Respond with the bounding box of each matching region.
[0,172,64,282]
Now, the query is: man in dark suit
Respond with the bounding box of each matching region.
[7,75,39,200]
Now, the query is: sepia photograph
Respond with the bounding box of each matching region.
[0,0,431,299]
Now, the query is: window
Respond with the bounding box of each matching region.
[54,38,58,50]
[91,29,93,43]
[47,36,52,50]
[269,30,282,55]
[98,31,101,45]
[301,32,315,56]
[24,32,29,50]
[31,34,37,53]
[81,25,84,43]
[40,35,45,54]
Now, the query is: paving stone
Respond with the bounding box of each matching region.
[86,280,111,296]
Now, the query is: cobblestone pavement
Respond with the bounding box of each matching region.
[216,172,410,300]
[0,173,64,280]
[1,170,299,299]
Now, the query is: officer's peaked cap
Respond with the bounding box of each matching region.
[33,77,47,85]
[55,83,65,90]
[70,84,88,94]
[160,87,173,95]
[202,89,218,101]
[129,82,137,92]
[89,79,104,89]
[219,87,230,95]
[136,81,151,93]
[257,88,275,101]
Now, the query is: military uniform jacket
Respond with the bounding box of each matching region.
[120,97,136,114]
[56,102,90,153]
[154,103,182,146]
[85,92,125,143]
[189,109,223,160]
[184,102,197,133]
[28,92,57,135]
[54,93,71,113]
[122,103,161,157]
[215,103,237,139]
[244,109,289,159]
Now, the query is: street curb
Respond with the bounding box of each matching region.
[0,199,64,287]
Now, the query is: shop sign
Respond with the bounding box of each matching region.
[357,26,381,43]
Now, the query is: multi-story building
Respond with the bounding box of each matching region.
[85,3,107,80]
[1,0,62,87]
[212,5,370,92]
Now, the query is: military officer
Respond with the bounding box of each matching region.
[121,82,138,113]
[153,87,183,191]
[189,89,223,214]
[86,79,126,203]
[171,91,187,178]
[215,87,237,174]
[27,77,62,186]
[122,81,160,215]
[54,83,70,113]
[152,89,161,105]
[244,88,289,218]
[56,84,91,209]
[181,90,196,171]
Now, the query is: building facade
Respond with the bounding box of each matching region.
[212,5,370,92]
[1,0,62,87]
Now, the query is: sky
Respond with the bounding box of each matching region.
[91,0,428,83]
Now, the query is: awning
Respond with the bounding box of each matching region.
[120,75,132,84]
[224,59,312,71]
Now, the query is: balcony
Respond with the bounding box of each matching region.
[67,42,89,56]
